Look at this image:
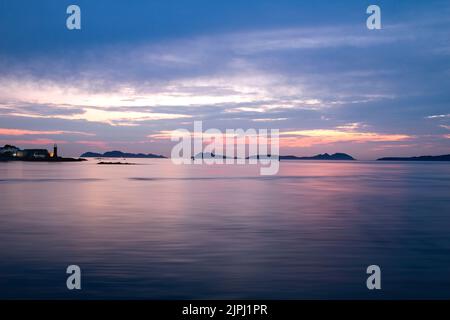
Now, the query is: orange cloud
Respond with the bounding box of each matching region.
[279,129,411,147]
[149,128,411,148]
[4,139,67,145]
[0,128,94,136]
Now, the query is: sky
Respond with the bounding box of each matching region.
[0,0,449,159]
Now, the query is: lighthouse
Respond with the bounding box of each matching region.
[53,144,58,158]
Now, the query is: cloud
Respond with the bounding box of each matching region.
[67,108,191,126]
[2,139,67,145]
[335,122,366,130]
[227,26,402,54]
[1,11,449,156]
[426,114,450,119]
[252,118,288,122]
[148,126,412,149]
[278,129,411,147]
[0,128,94,136]
[0,101,191,126]
[0,77,271,108]
[0,24,408,128]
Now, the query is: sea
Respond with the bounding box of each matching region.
[0,159,449,299]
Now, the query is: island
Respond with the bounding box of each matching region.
[278,153,355,161]
[191,152,355,160]
[81,150,167,158]
[377,154,450,161]
[97,161,137,165]
[191,152,236,160]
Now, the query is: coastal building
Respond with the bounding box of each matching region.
[0,145,20,156]
[16,149,50,159]
[0,144,80,162]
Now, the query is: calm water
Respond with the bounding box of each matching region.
[0,159,449,299]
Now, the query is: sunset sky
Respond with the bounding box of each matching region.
[0,0,449,159]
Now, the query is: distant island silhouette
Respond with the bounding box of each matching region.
[3,145,449,163]
[191,152,236,160]
[191,152,355,160]
[81,151,167,158]
[377,154,450,161]
[278,153,355,161]
[97,161,137,165]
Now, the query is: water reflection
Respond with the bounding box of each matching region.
[0,159,449,299]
